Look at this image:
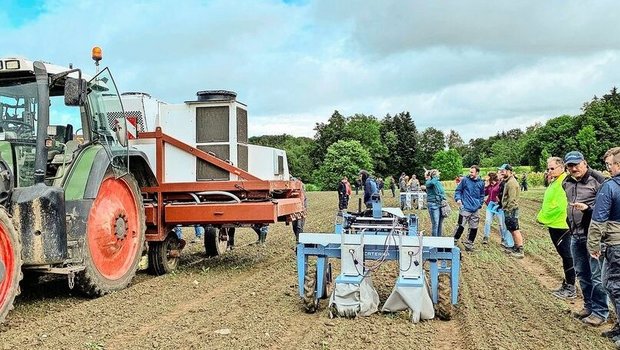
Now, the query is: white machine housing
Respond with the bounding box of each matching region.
[123,91,290,182]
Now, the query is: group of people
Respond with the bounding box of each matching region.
[339,172,396,211]
[398,173,422,192]
[424,164,525,257]
[449,149,620,344]
[536,149,620,344]
[423,149,620,344]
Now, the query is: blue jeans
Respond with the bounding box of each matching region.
[194,225,204,238]
[483,204,514,247]
[173,225,183,239]
[571,235,609,319]
[428,202,443,237]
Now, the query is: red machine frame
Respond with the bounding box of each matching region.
[138,127,306,242]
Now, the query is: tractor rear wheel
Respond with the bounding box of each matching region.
[435,273,454,320]
[204,226,230,257]
[147,233,183,276]
[0,208,21,323]
[77,173,145,296]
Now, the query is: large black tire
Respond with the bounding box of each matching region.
[0,208,21,323]
[76,172,146,297]
[302,265,319,313]
[147,233,182,276]
[319,263,331,300]
[436,273,454,320]
[204,226,230,257]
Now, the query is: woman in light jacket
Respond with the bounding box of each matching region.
[537,156,575,299]
[425,169,446,237]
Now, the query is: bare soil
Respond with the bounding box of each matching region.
[0,190,615,349]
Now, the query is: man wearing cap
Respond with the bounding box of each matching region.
[588,147,620,341]
[562,150,608,326]
[453,165,485,251]
[498,164,525,258]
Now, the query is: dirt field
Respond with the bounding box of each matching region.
[0,190,616,349]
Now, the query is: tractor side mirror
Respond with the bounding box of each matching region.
[64,78,85,106]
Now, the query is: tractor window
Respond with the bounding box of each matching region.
[49,97,80,141]
[86,68,126,147]
[0,81,38,141]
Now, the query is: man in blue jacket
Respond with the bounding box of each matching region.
[360,170,379,209]
[453,165,485,251]
[589,147,620,338]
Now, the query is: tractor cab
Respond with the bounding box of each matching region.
[0,57,129,190]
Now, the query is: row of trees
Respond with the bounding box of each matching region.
[250,87,620,190]
[458,87,620,171]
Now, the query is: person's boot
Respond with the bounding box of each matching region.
[509,245,524,258]
[482,236,489,245]
[503,245,515,254]
[552,282,567,293]
[462,240,475,252]
[582,314,606,327]
[572,308,591,319]
[552,284,576,299]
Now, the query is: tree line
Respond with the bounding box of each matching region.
[250,87,620,190]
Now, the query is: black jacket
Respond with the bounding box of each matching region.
[562,168,606,237]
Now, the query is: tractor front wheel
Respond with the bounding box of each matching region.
[0,208,22,323]
[77,173,145,296]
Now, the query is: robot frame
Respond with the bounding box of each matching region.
[296,197,460,322]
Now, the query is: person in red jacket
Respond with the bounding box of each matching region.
[337,176,351,211]
[482,172,512,246]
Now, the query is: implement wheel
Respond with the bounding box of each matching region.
[302,265,319,313]
[0,209,21,323]
[77,173,145,296]
[204,226,230,257]
[148,233,183,276]
[436,274,454,320]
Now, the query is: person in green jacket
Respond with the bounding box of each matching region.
[537,156,576,299]
[499,164,524,258]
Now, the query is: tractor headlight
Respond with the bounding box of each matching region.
[47,125,58,137]
[4,60,20,70]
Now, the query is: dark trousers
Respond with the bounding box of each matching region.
[605,245,620,326]
[549,228,575,285]
[338,194,349,210]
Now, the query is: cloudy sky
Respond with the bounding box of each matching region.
[1,0,619,142]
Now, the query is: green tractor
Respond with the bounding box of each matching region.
[0,56,156,322]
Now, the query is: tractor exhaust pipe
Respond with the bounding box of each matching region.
[33,61,50,184]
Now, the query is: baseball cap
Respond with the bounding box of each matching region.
[564,151,585,165]
[498,164,513,171]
